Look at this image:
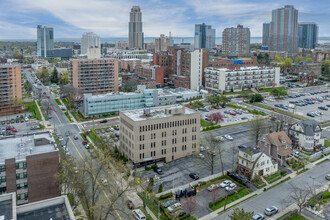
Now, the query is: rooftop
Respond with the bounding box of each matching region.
[297,119,320,136]
[206,66,275,72]
[240,146,260,155]
[121,104,198,121]
[0,132,57,164]
[0,193,14,220]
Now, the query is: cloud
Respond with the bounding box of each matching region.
[0,21,35,39]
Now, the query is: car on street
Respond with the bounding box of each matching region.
[73,135,78,140]
[102,179,108,186]
[264,206,278,216]
[126,200,135,209]
[153,167,163,175]
[189,173,199,180]
[82,141,88,145]
[219,180,232,188]
[224,134,233,140]
[85,144,90,149]
[162,199,177,208]
[326,174,330,180]
[10,128,18,132]
[252,213,265,220]
[199,153,205,159]
[65,131,70,136]
[100,119,108,123]
[207,184,218,192]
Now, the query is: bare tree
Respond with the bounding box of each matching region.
[182,196,198,217]
[288,183,310,217]
[208,188,221,205]
[230,143,239,172]
[196,150,216,175]
[60,85,83,109]
[249,116,268,145]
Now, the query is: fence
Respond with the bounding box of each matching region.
[309,148,330,161]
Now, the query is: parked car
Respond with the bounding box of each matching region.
[189,173,199,180]
[264,206,278,216]
[10,128,18,132]
[307,112,315,117]
[225,183,237,192]
[85,144,90,149]
[65,131,70,136]
[318,106,328,111]
[219,180,232,188]
[230,112,236,116]
[215,136,225,142]
[162,199,177,208]
[224,135,233,140]
[199,153,205,159]
[167,203,181,212]
[252,213,265,220]
[73,135,78,140]
[207,184,218,192]
[100,119,108,123]
[153,167,163,175]
[126,200,135,209]
[82,141,88,145]
[326,174,330,181]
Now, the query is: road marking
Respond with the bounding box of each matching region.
[53,110,62,125]
[68,136,122,220]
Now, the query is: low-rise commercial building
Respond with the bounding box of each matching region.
[0,132,60,205]
[0,64,23,116]
[83,87,201,117]
[69,58,119,95]
[205,66,280,93]
[119,105,200,166]
[237,146,278,179]
[289,120,324,151]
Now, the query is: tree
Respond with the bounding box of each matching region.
[263,53,270,65]
[60,85,83,109]
[37,68,50,83]
[51,67,59,84]
[208,112,224,124]
[219,95,230,107]
[127,64,131,72]
[230,143,238,172]
[288,183,310,217]
[257,53,263,64]
[228,208,254,220]
[60,70,69,85]
[207,95,221,106]
[190,101,204,110]
[24,80,33,93]
[249,94,264,103]
[321,60,330,78]
[270,88,287,99]
[208,188,221,205]
[182,196,198,216]
[249,116,268,145]
[122,79,138,92]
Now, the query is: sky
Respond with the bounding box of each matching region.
[0,0,329,39]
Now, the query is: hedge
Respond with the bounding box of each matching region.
[324,191,330,199]
[159,192,173,200]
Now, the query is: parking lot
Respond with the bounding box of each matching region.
[140,123,255,192]
[0,114,40,138]
[263,90,329,122]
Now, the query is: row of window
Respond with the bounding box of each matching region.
[139,119,198,132]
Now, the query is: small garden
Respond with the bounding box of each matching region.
[24,101,42,120]
[71,110,118,122]
[64,111,74,122]
[55,98,61,105]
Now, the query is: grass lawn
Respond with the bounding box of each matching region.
[259,87,287,93]
[253,103,307,120]
[64,112,73,122]
[265,171,281,183]
[200,119,213,127]
[223,90,254,96]
[24,101,42,120]
[80,133,89,142]
[37,101,49,120]
[316,158,329,165]
[267,177,291,190]
[325,139,330,148]
[288,214,307,220]
[136,206,154,220]
[209,188,251,211]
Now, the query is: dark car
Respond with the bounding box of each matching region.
[318,106,328,111]
[189,173,199,180]
[1,121,5,125]
[307,113,315,117]
[126,200,135,209]
[162,199,177,208]
[114,126,119,130]
[82,141,88,145]
[16,119,19,123]
[153,167,163,175]
[100,119,108,123]
[11,119,15,124]
[73,135,78,140]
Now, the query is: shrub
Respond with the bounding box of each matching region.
[323,191,330,199]
[292,163,298,169]
[145,166,152,171]
[280,170,287,176]
[159,192,173,200]
[291,158,296,163]
[151,164,158,169]
[158,183,163,193]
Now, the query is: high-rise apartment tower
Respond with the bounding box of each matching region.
[298,23,318,49]
[129,6,144,50]
[194,23,216,50]
[37,25,54,58]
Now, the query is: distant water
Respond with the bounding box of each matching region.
[1,37,330,45]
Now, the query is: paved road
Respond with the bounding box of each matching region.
[24,69,134,220]
[81,117,119,130]
[213,159,330,219]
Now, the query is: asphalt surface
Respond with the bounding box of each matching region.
[81,117,120,130]
[24,69,134,220]
[213,159,330,220]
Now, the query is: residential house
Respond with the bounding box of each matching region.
[258,131,293,166]
[298,71,316,86]
[237,146,278,179]
[288,120,324,152]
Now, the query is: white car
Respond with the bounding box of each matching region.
[200,146,206,151]
[199,153,205,159]
[215,136,225,142]
[167,203,181,212]
[225,183,237,192]
[224,135,233,140]
[219,180,232,188]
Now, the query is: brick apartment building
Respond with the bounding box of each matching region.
[153,47,208,90]
[0,132,60,205]
[69,58,119,95]
[119,105,200,167]
[135,65,164,86]
[120,59,141,72]
[122,72,156,89]
[0,64,23,116]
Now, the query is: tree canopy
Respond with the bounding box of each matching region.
[229,208,254,220]
[249,94,264,103]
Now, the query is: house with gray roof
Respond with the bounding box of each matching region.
[288,119,324,151]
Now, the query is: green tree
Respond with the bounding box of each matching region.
[257,53,263,64]
[270,88,287,98]
[60,70,70,85]
[264,53,270,64]
[321,60,330,77]
[282,58,293,73]
[37,68,50,83]
[190,101,204,109]
[219,95,230,107]
[229,208,254,220]
[51,67,59,84]
[207,95,221,106]
[249,94,264,103]
[274,56,284,63]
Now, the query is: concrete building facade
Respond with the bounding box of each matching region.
[37,25,54,58]
[119,105,200,166]
[81,32,101,55]
[129,6,144,50]
[0,132,60,205]
[115,41,128,50]
[205,66,280,93]
[194,23,216,50]
[155,34,170,53]
[190,49,209,90]
[209,57,258,69]
[298,23,318,49]
[222,25,250,57]
[0,64,23,116]
[269,5,299,55]
[69,59,119,95]
[262,23,271,47]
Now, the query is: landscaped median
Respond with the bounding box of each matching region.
[55,98,61,105]
[64,111,74,122]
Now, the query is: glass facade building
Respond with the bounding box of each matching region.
[37,25,54,58]
[298,23,318,49]
[194,23,216,50]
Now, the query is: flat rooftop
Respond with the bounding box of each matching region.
[121,104,198,121]
[17,203,71,220]
[0,132,56,164]
[206,66,274,72]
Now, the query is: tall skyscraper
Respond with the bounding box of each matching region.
[269,5,298,55]
[222,25,250,57]
[129,6,144,50]
[37,25,54,58]
[81,32,101,55]
[262,23,270,47]
[194,23,216,50]
[298,23,318,49]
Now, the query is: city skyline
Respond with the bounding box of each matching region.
[0,0,329,39]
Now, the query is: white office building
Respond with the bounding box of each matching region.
[81,32,101,55]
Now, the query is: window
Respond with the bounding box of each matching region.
[16,172,27,179]
[0,165,5,172]
[16,162,26,170]
[0,176,5,183]
[17,182,28,189]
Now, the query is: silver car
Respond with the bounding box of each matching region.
[252,213,264,220]
[326,174,330,180]
[264,206,278,216]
